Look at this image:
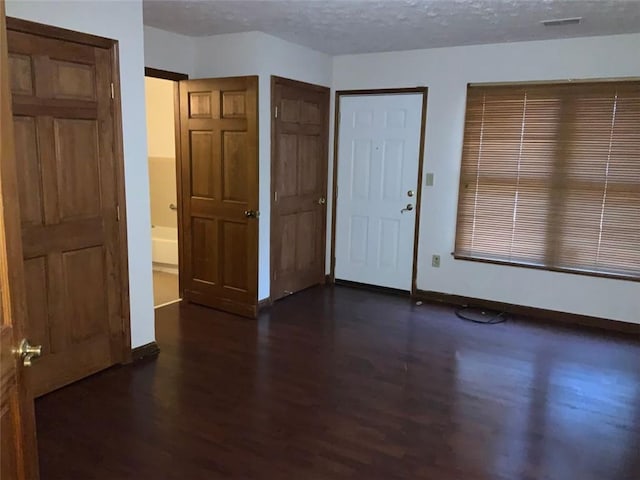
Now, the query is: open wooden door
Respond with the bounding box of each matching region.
[7,18,130,396]
[270,77,329,301]
[0,2,40,478]
[179,76,259,317]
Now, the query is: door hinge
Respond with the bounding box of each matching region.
[275,106,278,119]
[274,191,278,203]
[116,204,120,222]
[110,82,115,99]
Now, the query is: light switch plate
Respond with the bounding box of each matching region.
[425,173,434,186]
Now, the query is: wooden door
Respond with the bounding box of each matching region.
[7,19,129,396]
[271,77,329,301]
[335,93,424,290]
[179,76,259,317]
[0,3,40,478]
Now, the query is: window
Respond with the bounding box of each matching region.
[455,81,640,280]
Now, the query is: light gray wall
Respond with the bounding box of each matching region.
[143,25,196,77]
[331,33,640,324]
[136,20,640,324]
[192,31,333,301]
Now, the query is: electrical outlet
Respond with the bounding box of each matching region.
[432,254,440,268]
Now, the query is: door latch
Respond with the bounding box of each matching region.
[14,339,42,367]
[401,204,414,213]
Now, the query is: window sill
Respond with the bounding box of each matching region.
[451,254,640,283]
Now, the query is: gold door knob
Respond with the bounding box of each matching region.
[14,339,42,367]
[244,210,260,218]
[317,197,326,205]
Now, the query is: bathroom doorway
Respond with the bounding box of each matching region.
[145,68,186,307]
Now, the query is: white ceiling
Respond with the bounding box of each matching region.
[142,0,640,55]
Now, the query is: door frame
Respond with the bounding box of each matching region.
[144,67,188,299]
[7,17,132,361]
[1,4,39,477]
[269,75,330,303]
[330,87,429,295]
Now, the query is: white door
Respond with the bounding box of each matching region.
[335,93,423,291]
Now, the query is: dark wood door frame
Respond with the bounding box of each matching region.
[144,67,188,298]
[270,75,330,303]
[144,67,188,82]
[7,17,132,361]
[1,4,39,476]
[329,87,429,296]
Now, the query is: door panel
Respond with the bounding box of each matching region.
[179,76,259,317]
[55,118,101,218]
[335,94,424,291]
[296,210,320,269]
[0,3,39,477]
[190,130,216,197]
[222,221,249,290]
[222,131,248,201]
[64,246,108,341]
[8,22,127,396]
[271,77,329,301]
[192,217,218,283]
[277,134,298,196]
[13,116,42,224]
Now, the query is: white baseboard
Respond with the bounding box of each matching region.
[154,298,182,309]
[153,263,179,275]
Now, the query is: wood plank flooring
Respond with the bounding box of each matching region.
[35,286,640,479]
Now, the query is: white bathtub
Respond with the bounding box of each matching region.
[151,225,178,272]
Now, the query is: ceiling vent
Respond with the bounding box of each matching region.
[541,17,582,27]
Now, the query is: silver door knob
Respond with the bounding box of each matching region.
[244,210,260,218]
[317,197,326,205]
[401,204,414,213]
[407,190,415,197]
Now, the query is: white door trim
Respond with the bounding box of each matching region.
[330,88,428,294]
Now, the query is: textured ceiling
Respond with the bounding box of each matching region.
[142,0,640,55]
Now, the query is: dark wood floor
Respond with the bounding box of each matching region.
[35,286,640,479]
